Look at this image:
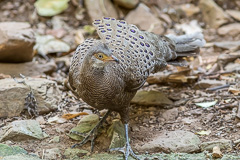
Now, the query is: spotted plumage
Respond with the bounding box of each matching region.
[68,17,205,160]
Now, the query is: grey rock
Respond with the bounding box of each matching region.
[199,0,230,28]
[0,22,35,63]
[200,139,232,151]
[107,119,125,149]
[2,154,42,160]
[68,114,99,141]
[0,143,27,157]
[0,61,56,77]
[0,120,48,142]
[44,148,61,160]
[125,3,165,35]
[131,90,173,107]
[0,78,61,118]
[137,130,201,153]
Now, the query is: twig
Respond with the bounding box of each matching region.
[206,84,231,91]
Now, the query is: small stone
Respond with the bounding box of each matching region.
[0,120,48,142]
[131,124,140,132]
[136,130,200,153]
[63,148,88,159]
[203,113,214,122]
[36,116,46,125]
[181,118,197,125]
[0,22,35,63]
[178,106,187,112]
[125,3,165,35]
[217,23,240,37]
[199,0,230,28]
[178,4,200,17]
[236,123,240,128]
[44,148,61,160]
[190,109,203,115]
[49,136,60,143]
[162,108,178,121]
[200,139,232,151]
[224,114,233,121]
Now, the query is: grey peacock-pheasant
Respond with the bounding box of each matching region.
[68,17,205,160]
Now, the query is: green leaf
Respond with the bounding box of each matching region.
[34,0,69,17]
[195,100,217,108]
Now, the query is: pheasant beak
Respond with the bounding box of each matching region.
[104,55,119,63]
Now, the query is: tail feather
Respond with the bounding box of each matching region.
[166,32,206,53]
[166,32,205,67]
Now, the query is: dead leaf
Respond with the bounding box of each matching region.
[212,146,223,158]
[35,0,69,17]
[62,112,89,120]
[196,130,211,135]
[224,99,232,103]
[0,73,11,79]
[228,87,240,95]
[48,115,67,124]
[75,30,85,44]
[195,100,217,108]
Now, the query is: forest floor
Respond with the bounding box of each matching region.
[0,0,240,160]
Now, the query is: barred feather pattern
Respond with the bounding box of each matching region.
[69,17,204,121]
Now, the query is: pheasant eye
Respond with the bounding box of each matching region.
[97,54,103,59]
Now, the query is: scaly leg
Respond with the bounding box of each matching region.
[110,124,140,160]
[71,110,112,152]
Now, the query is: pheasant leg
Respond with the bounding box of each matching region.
[110,124,140,160]
[71,110,112,152]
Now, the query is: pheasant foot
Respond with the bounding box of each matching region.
[110,124,140,160]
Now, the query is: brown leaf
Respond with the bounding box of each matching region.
[62,112,89,120]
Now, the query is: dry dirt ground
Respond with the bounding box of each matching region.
[0,0,240,159]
